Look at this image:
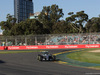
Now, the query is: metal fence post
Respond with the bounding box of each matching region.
[78,34,80,44]
[35,37,37,45]
[15,38,17,46]
[45,37,47,45]
[25,37,27,45]
[89,34,90,44]
[67,35,68,45]
[6,38,7,46]
[56,36,57,45]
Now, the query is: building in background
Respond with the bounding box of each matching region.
[14,0,33,23]
[29,12,40,19]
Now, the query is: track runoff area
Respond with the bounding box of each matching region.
[0,45,100,74]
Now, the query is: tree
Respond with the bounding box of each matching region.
[52,20,67,34]
[66,11,88,33]
[85,17,100,32]
[10,19,44,35]
[0,14,44,35]
[38,4,64,34]
[0,14,16,35]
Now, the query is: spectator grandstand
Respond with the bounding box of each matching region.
[0,33,100,46]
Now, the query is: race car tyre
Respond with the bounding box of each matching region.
[53,56,56,61]
[48,57,50,61]
[38,56,42,61]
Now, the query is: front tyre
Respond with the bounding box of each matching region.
[38,56,42,61]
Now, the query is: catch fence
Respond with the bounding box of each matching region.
[0,33,100,46]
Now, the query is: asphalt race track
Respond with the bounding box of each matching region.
[0,49,100,75]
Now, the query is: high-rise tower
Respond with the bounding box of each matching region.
[14,0,33,23]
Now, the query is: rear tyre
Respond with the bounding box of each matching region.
[48,56,51,61]
[53,56,56,61]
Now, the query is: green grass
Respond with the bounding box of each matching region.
[0,50,42,54]
[89,66,100,70]
[67,48,100,64]
[93,66,100,68]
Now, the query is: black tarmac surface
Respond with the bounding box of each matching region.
[0,49,100,75]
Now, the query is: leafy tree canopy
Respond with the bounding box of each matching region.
[85,17,100,32]
[66,11,88,33]
[38,4,64,34]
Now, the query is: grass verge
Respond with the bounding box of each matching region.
[67,48,100,64]
[0,50,42,54]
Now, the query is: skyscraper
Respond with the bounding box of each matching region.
[14,0,33,23]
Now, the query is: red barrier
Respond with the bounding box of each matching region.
[0,44,100,50]
[6,44,100,50]
[0,46,5,50]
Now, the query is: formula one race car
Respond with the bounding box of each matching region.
[37,51,56,61]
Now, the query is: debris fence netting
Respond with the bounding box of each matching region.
[0,33,100,46]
